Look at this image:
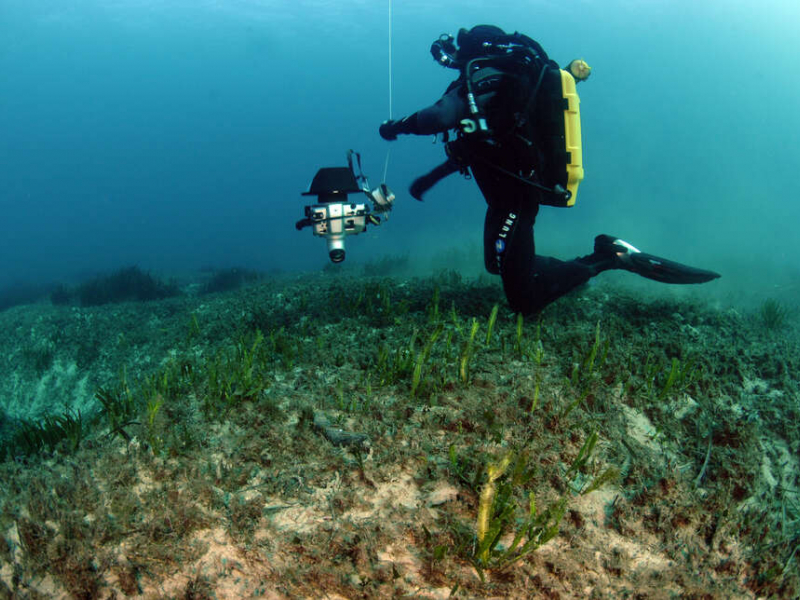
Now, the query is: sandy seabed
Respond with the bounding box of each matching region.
[0,269,797,598]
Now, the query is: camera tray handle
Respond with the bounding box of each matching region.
[347,149,370,193]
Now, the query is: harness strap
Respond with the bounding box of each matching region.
[474,154,571,200]
[447,138,571,202]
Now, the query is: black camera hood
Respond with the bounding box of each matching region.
[301,167,362,202]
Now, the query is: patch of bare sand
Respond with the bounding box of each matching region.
[129,527,287,599]
[265,468,463,597]
[531,485,759,599]
[539,487,683,597]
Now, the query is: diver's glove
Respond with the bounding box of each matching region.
[379,114,420,141]
[379,120,400,141]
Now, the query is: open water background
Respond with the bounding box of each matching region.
[1,0,798,303]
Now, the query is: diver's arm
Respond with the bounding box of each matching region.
[409,159,461,201]
[379,114,421,140]
[379,85,467,140]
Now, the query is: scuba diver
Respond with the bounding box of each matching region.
[378,25,719,315]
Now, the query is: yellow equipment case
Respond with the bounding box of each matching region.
[558,69,583,207]
[533,68,584,207]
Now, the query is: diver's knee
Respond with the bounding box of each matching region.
[506,295,538,316]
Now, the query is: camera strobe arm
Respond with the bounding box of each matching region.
[296,217,313,230]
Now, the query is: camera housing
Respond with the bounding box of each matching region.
[305,200,369,263]
[296,152,394,263]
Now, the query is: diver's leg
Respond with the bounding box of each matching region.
[527,256,595,312]
[477,167,540,312]
[475,164,595,314]
[482,204,505,275]
[491,210,596,315]
[495,207,541,313]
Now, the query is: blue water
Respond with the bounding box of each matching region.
[1,0,798,292]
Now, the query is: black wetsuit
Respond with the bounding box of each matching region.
[391,81,597,315]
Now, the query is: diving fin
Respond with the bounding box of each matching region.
[594,234,721,284]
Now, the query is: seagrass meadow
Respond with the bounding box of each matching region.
[0,268,798,599]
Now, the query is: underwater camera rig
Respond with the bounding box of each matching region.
[296,150,394,263]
